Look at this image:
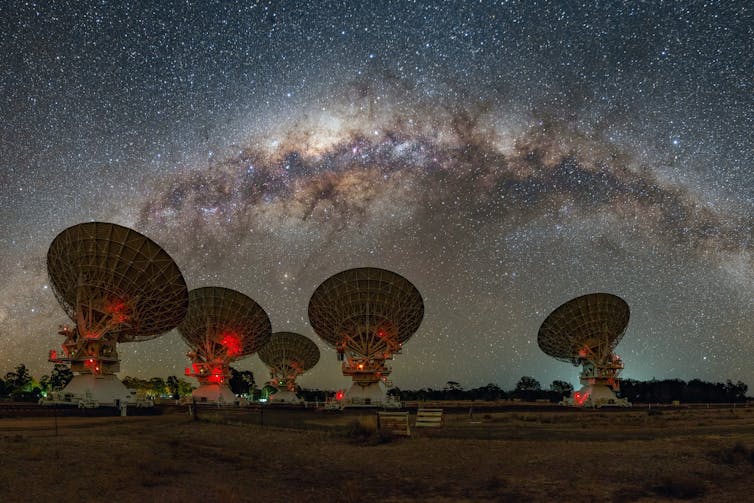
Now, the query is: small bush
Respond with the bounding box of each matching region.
[343,418,395,445]
[344,418,375,438]
[372,428,396,444]
[650,476,706,499]
[712,442,754,465]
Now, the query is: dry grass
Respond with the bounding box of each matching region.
[1,406,754,502]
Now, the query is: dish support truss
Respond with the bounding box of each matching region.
[571,344,628,407]
[336,319,402,385]
[268,361,306,391]
[48,283,131,377]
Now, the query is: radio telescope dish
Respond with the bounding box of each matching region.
[258,332,320,403]
[308,267,423,407]
[178,287,272,404]
[44,222,188,408]
[538,293,630,408]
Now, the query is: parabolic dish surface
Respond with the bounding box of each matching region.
[258,332,320,371]
[308,267,424,349]
[537,293,630,363]
[178,287,272,360]
[47,221,188,342]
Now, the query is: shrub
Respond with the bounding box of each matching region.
[343,418,395,445]
[650,476,706,499]
[712,442,754,465]
[344,418,375,439]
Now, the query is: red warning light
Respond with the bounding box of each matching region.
[207,366,224,383]
[220,332,242,357]
[84,358,100,373]
[105,298,129,324]
[573,391,590,406]
[335,390,345,401]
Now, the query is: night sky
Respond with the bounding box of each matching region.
[1,1,752,391]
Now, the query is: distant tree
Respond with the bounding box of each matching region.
[469,383,505,401]
[3,371,16,390]
[49,364,73,391]
[444,381,464,400]
[39,375,51,393]
[683,378,708,402]
[260,383,278,399]
[5,364,33,393]
[736,381,748,400]
[122,376,152,397]
[445,381,462,391]
[550,380,574,398]
[17,364,32,389]
[415,388,430,401]
[177,378,194,397]
[512,376,546,401]
[166,375,181,399]
[619,378,750,404]
[148,377,166,397]
[229,368,254,396]
[298,388,328,402]
[725,380,748,403]
[121,376,137,389]
[515,376,541,392]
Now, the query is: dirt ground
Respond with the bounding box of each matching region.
[1,406,754,502]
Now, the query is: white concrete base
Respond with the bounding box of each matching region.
[269,389,303,404]
[345,381,386,406]
[192,384,238,404]
[572,384,630,407]
[45,374,136,407]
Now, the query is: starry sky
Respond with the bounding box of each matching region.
[1,1,752,391]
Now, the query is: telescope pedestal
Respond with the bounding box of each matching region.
[572,383,629,407]
[269,389,302,404]
[344,381,387,406]
[192,384,237,405]
[45,374,135,407]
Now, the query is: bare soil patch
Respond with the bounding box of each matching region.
[1,406,753,502]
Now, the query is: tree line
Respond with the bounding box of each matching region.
[0,363,255,402]
[388,377,574,403]
[0,363,74,401]
[619,378,748,404]
[389,376,750,404]
[0,363,749,404]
